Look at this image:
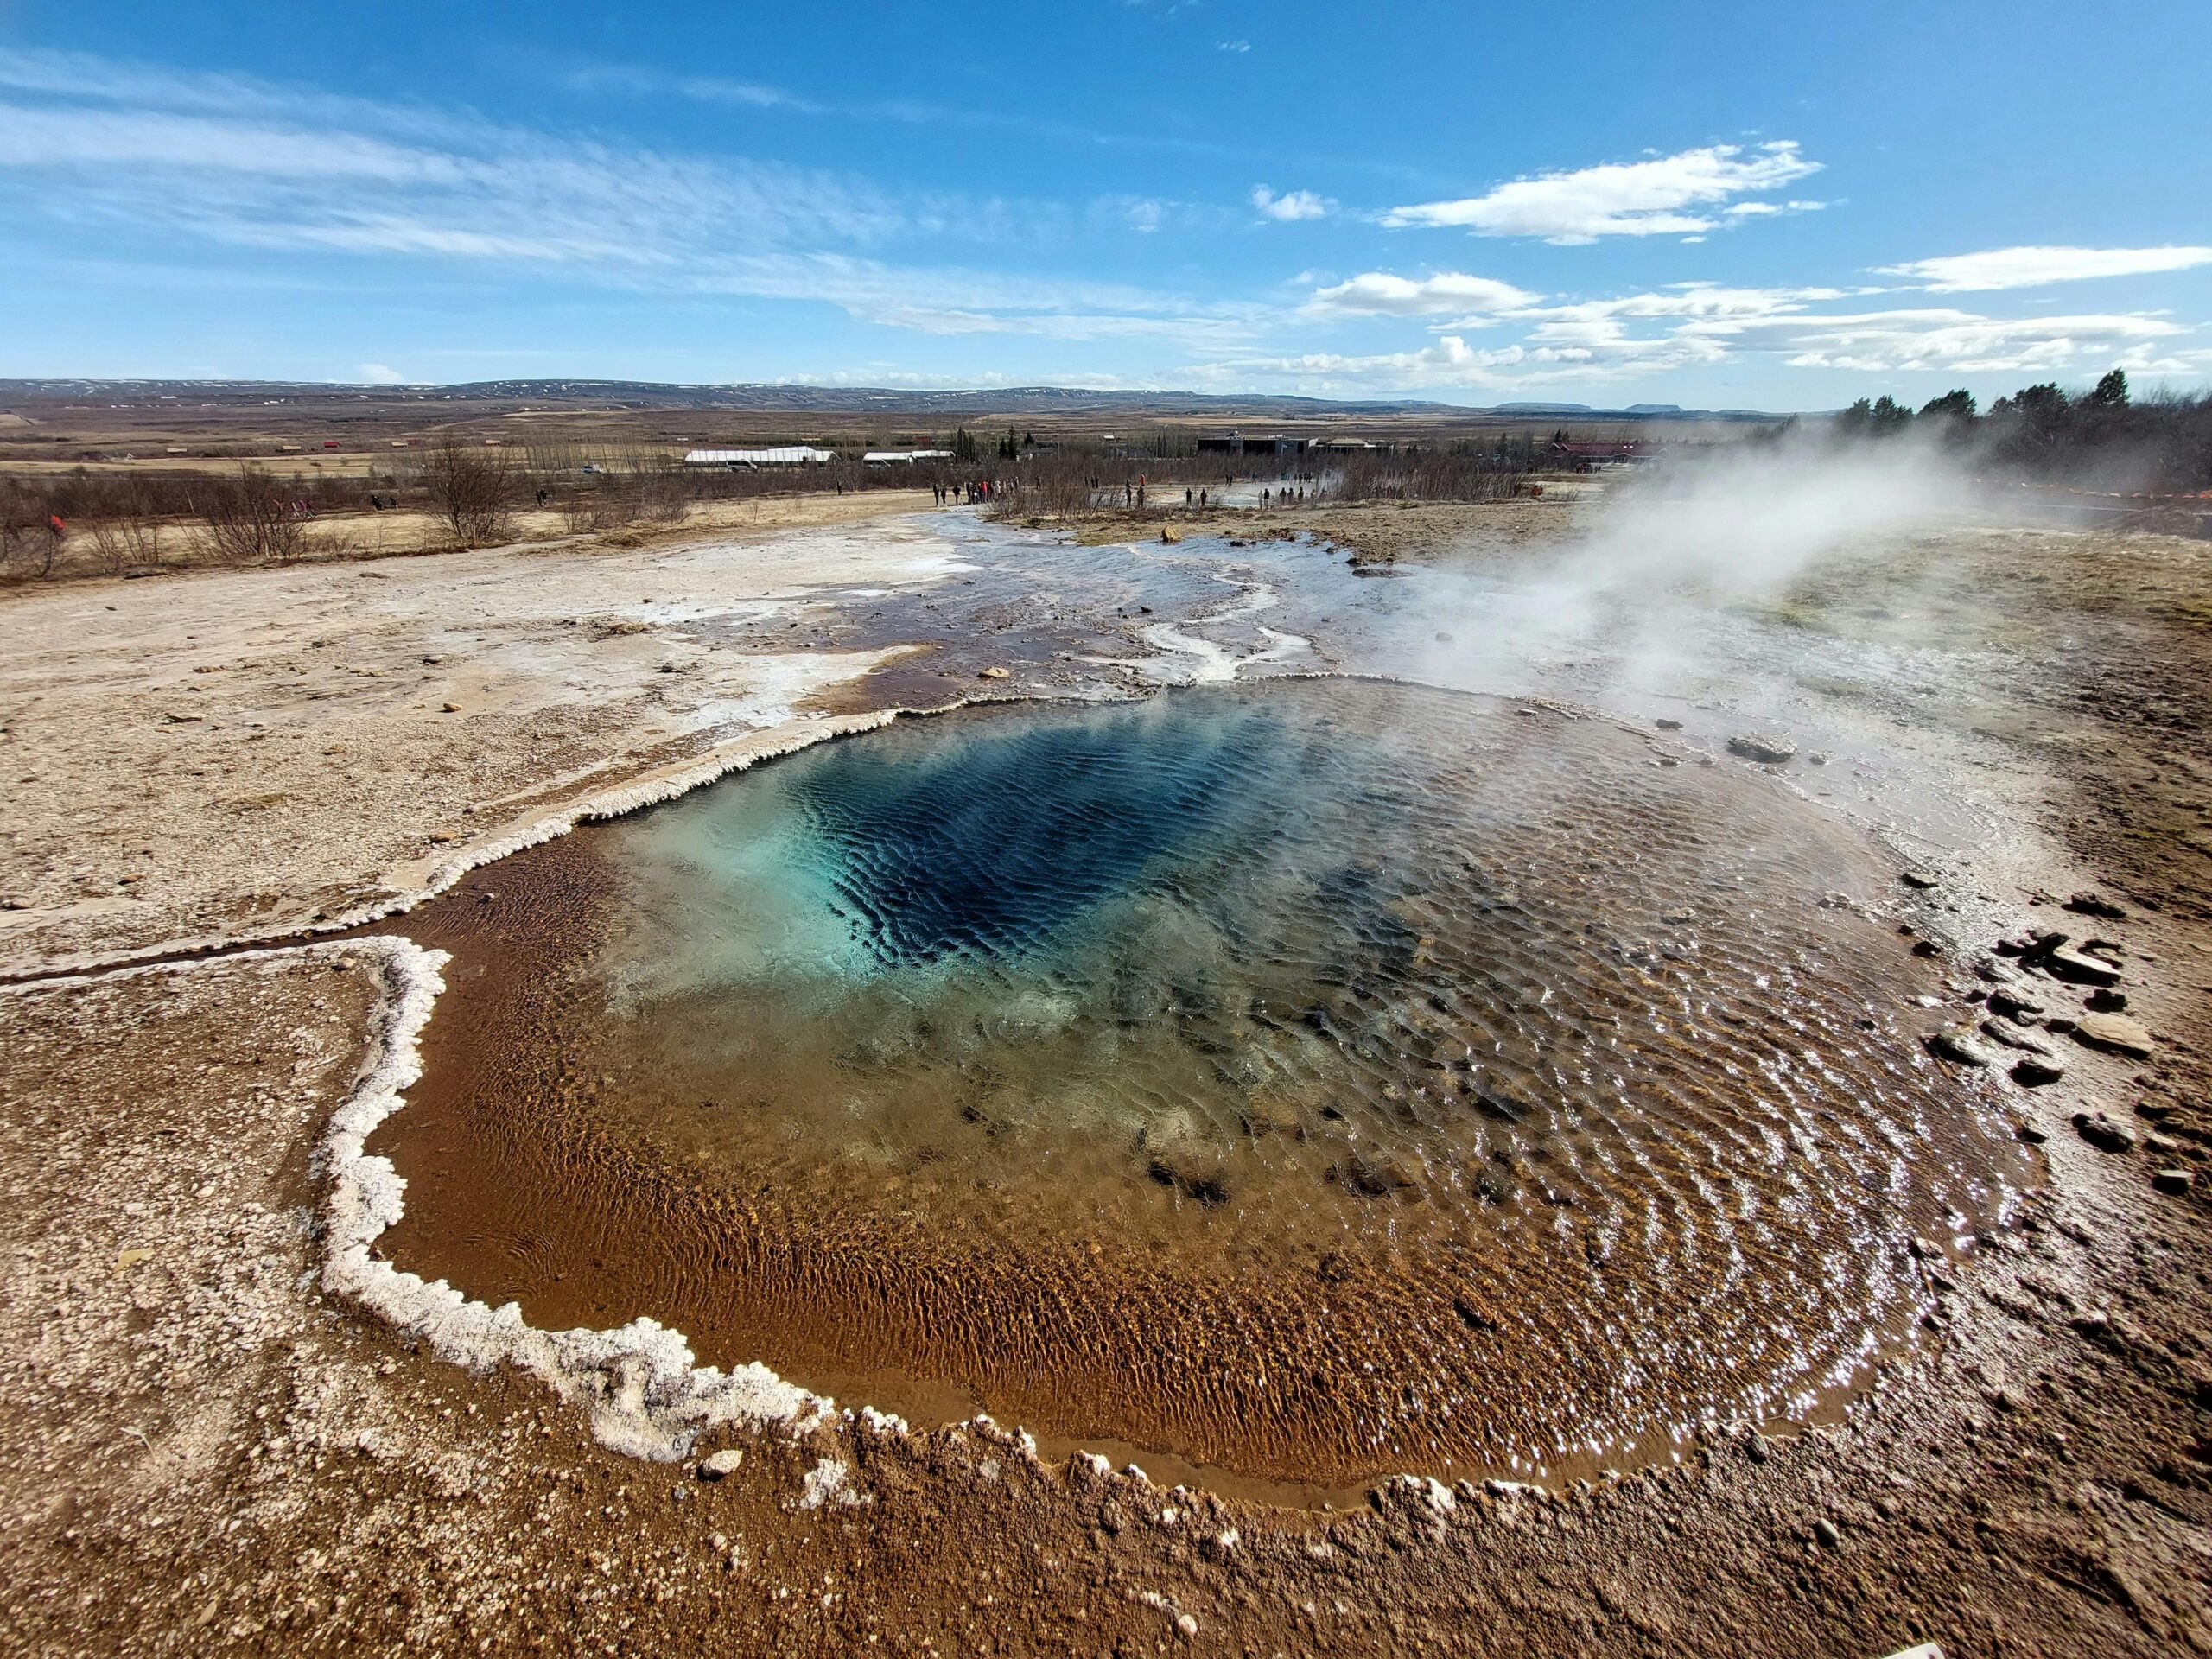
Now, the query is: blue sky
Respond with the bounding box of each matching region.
[1,1,2207,409]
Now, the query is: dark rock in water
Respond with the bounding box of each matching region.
[1148,1159,1232,1205]
[2063,890,2127,919]
[1899,869,1940,890]
[2073,1110,2136,1153]
[1986,988,2044,1021]
[2012,1054,2066,1087]
[2070,1012,2153,1058]
[1726,734,1795,765]
[2085,988,2128,1012]
[1928,1027,1997,1067]
[1328,1155,1418,1198]
[2015,1118,2049,1144]
[1655,717,1683,731]
[2044,945,2122,987]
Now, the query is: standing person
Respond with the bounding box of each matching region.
[1198,488,1208,509]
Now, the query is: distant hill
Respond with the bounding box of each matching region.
[0,378,1789,424]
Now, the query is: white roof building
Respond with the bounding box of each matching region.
[861,448,954,464]
[683,446,837,467]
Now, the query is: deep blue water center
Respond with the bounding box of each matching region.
[791,702,1294,968]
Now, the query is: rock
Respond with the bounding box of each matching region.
[1160,527,1182,543]
[2152,1168,2192,1196]
[2012,1055,2066,1087]
[2145,1132,2180,1157]
[440,702,462,714]
[1927,1027,1996,1067]
[1654,717,1683,731]
[1986,988,2044,1021]
[2070,1012,2153,1058]
[1899,869,1940,889]
[1175,1614,1199,1640]
[2084,988,2128,1012]
[1805,751,1830,766]
[1726,734,1795,765]
[2015,1118,2048,1144]
[2043,945,2121,987]
[1980,1020,2056,1057]
[162,709,205,723]
[2073,1111,2137,1154]
[2063,890,2127,919]
[1974,954,2022,985]
[1812,1518,1841,1548]
[976,666,1011,680]
[697,1449,745,1481]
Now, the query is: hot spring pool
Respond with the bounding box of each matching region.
[376,678,2025,1491]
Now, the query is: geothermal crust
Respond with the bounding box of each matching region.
[2,496,2208,1656]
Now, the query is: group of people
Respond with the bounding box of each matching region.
[931,481,999,505]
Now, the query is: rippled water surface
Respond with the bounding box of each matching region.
[437,677,2024,1484]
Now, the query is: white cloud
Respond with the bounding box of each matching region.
[1251,185,1332,222]
[1382,142,1822,243]
[1217,39,1251,52]
[1765,308,2187,372]
[1878,245,2212,292]
[1303,270,1541,317]
[355,362,405,384]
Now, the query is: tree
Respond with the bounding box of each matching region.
[950,425,980,463]
[423,439,518,546]
[1868,395,1912,435]
[1918,389,1977,423]
[193,464,308,564]
[2086,368,2130,409]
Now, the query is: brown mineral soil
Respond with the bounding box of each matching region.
[1071,493,1593,569]
[0,501,2208,1656]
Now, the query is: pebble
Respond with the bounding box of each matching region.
[2069,1011,2153,1058]
[2044,945,2122,988]
[1927,1027,1996,1067]
[697,1449,745,1481]
[2073,1111,2137,1154]
[976,666,1011,680]
[1813,1518,1841,1548]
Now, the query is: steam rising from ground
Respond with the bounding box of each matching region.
[1410,438,1987,709]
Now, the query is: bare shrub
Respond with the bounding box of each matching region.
[423,440,518,546]
[1,483,59,581]
[84,515,165,572]
[193,466,308,564]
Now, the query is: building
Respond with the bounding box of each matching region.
[861,448,954,465]
[683,446,837,468]
[1196,432,1308,457]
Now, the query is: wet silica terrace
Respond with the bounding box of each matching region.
[370,677,2029,1494]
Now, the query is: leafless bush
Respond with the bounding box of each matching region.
[1,482,58,581]
[192,465,308,564]
[423,440,518,546]
[83,515,165,572]
[1331,446,1532,504]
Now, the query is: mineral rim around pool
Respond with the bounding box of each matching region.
[372,678,2027,1491]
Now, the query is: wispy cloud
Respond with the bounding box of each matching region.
[0,48,1254,350]
[1251,185,1332,223]
[1382,143,1822,243]
[357,361,406,384]
[1878,245,2212,292]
